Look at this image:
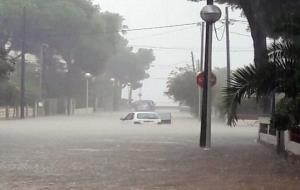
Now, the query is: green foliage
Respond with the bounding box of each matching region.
[223,40,300,126]
[223,64,259,125]
[0,0,124,73]
[270,96,300,131]
[0,80,19,106]
[271,113,292,131]
[165,66,199,114]
[106,48,155,87]
[166,66,227,116]
[274,97,300,129]
[0,49,14,79]
[0,0,154,107]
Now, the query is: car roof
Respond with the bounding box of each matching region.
[132,112,158,114]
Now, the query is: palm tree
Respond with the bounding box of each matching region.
[223,40,300,153]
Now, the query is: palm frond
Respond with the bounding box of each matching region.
[223,64,259,126]
[223,40,300,126]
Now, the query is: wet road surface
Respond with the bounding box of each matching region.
[0,111,299,190]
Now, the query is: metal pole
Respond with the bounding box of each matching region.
[39,46,43,101]
[206,24,213,148]
[86,78,89,109]
[200,22,205,71]
[39,44,47,101]
[112,80,115,111]
[38,44,45,117]
[199,22,205,120]
[20,7,27,119]
[191,52,196,73]
[200,0,213,148]
[225,7,231,87]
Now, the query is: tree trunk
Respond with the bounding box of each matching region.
[240,0,270,113]
[240,0,267,67]
[252,28,267,67]
[113,80,122,111]
[5,105,9,119]
[277,130,286,155]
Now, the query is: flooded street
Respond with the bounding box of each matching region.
[0,111,299,190]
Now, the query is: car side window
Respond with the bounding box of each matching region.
[137,113,159,119]
[124,113,134,120]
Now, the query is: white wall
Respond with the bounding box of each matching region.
[258,117,300,156]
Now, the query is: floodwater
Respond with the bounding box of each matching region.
[0,111,299,190]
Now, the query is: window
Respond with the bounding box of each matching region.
[124,113,134,120]
[137,113,159,119]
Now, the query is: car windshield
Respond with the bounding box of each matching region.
[137,113,159,119]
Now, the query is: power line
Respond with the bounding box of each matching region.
[128,25,198,40]
[123,22,201,32]
[215,24,225,31]
[230,19,248,23]
[147,77,169,80]
[131,45,193,51]
[231,31,251,37]
[214,23,226,41]
[19,22,202,39]
[131,45,253,52]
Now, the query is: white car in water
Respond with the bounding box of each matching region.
[121,112,161,125]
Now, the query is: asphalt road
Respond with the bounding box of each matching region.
[0,111,299,190]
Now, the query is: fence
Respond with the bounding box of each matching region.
[0,106,34,119]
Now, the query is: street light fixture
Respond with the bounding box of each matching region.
[199,3,222,149]
[200,5,222,23]
[84,73,92,110]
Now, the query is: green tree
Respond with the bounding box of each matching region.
[189,0,268,66]
[224,41,299,125]
[0,0,124,77]
[223,40,300,153]
[189,0,300,114]
[0,0,136,109]
[0,49,14,79]
[166,65,228,116]
[165,66,199,114]
[189,0,300,65]
[105,47,155,108]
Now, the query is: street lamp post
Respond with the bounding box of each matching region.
[38,43,48,116]
[200,2,222,148]
[110,78,116,111]
[84,73,92,110]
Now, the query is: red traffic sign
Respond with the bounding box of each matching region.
[196,72,217,88]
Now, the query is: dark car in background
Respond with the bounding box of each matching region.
[158,112,172,124]
[132,100,156,111]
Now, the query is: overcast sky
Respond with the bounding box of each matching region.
[94,0,254,105]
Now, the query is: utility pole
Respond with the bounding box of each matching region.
[191,51,196,73]
[199,22,205,120]
[200,0,213,148]
[200,22,205,71]
[225,7,231,87]
[86,79,89,109]
[200,0,221,148]
[39,46,44,102]
[20,7,27,119]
